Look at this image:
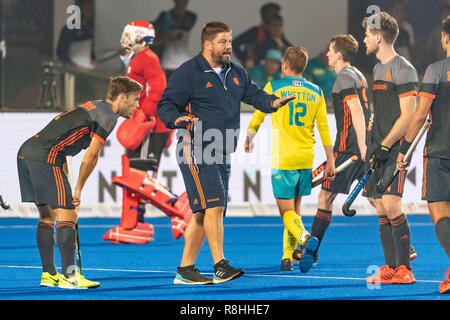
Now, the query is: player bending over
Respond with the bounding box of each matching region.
[17,76,142,289]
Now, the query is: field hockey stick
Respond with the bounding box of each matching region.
[312,155,359,188]
[342,159,378,217]
[376,119,431,193]
[0,193,10,210]
[66,155,82,273]
[312,161,327,179]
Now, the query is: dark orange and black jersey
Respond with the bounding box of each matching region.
[419,57,450,159]
[371,55,418,150]
[18,100,117,166]
[331,66,371,155]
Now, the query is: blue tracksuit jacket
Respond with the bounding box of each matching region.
[157,53,278,155]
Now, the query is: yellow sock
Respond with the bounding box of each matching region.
[282,227,298,260]
[283,210,308,245]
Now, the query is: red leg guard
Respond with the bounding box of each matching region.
[120,189,140,230]
[103,223,154,244]
[110,154,194,240]
[103,155,155,244]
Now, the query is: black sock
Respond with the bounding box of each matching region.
[435,217,450,259]
[379,215,396,269]
[311,209,332,248]
[391,214,411,270]
[56,221,77,278]
[36,222,57,275]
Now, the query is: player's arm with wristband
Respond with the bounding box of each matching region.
[374,94,416,164]
[374,66,418,164]
[397,63,438,170]
[397,95,433,171]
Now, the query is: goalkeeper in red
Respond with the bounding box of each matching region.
[106,21,189,243]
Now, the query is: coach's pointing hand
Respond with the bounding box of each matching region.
[271,95,296,109]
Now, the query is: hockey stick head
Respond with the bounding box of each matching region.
[376,169,398,194]
[342,201,356,217]
[0,195,10,210]
[341,160,378,217]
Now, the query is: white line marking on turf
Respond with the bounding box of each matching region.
[0,265,441,283]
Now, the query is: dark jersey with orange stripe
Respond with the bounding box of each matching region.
[371,55,418,150]
[18,100,117,166]
[331,66,371,155]
[419,57,450,159]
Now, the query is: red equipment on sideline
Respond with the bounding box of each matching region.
[103,155,192,244]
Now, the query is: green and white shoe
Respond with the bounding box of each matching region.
[40,272,60,287]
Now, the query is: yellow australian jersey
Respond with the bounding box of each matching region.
[248,76,332,170]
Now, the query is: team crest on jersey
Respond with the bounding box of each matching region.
[292,80,303,87]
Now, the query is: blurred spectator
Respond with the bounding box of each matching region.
[391,0,415,63]
[248,49,282,88]
[152,0,197,79]
[255,14,292,66]
[426,3,450,65]
[56,0,96,69]
[232,2,282,68]
[303,49,336,102]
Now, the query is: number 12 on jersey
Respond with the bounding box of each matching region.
[289,101,307,126]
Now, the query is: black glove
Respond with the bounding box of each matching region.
[371,145,390,164]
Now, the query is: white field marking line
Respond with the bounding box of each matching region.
[0,265,441,283]
[0,222,435,229]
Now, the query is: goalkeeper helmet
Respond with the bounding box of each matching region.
[120,20,155,51]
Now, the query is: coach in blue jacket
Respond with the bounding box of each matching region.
[157,21,294,285]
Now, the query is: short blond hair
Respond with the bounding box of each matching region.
[283,47,308,75]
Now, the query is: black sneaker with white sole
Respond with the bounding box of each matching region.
[213,259,244,283]
[173,265,213,285]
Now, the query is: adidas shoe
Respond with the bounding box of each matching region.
[392,265,416,284]
[173,265,213,285]
[213,259,244,284]
[366,265,396,284]
[439,269,450,294]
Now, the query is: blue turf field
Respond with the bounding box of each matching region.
[0,215,448,300]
